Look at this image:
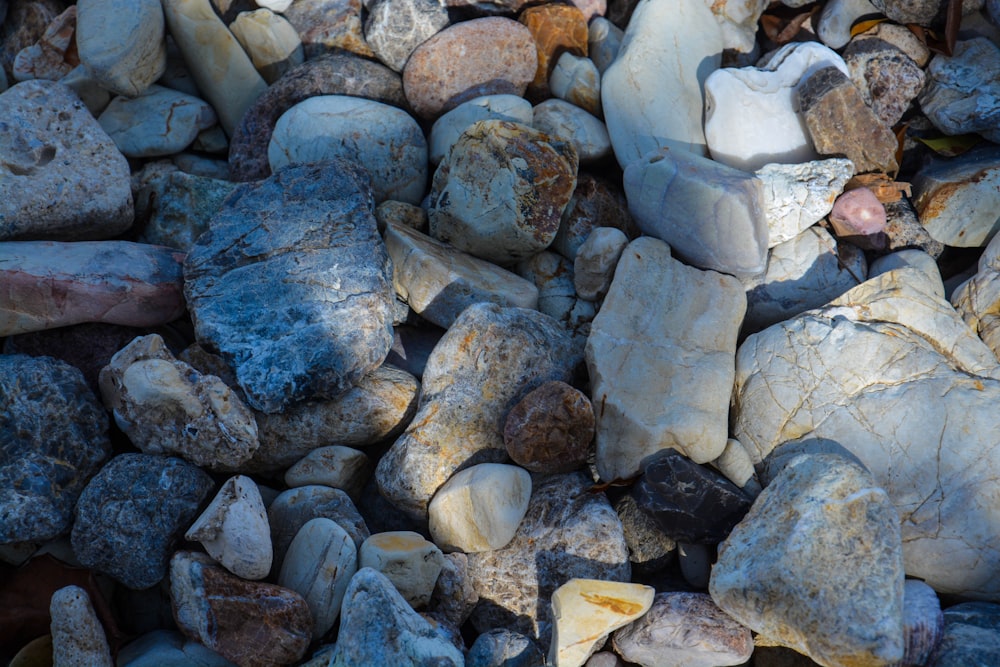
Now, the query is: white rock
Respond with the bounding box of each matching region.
[50,585,113,667]
[911,145,1000,247]
[755,158,855,247]
[429,94,534,165]
[269,95,427,205]
[76,0,166,97]
[284,446,372,500]
[532,98,611,165]
[705,41,850,171]
[256,0,294,11]
[712,438,760,495]
[573,226,628,301]
[704,0,769,53]
[229,8,304,85]
[548,52,601,117]
[869,249,942,287]
[601,0,723,167]
[588,17,622,74]
[98,85,217,158]
[359,531,445,608]
[185,475,273,580]
[816,0,879,49]
[951,233,1000,360]
[428,463,532,553]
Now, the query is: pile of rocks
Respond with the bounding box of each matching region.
[4,0,1000,665]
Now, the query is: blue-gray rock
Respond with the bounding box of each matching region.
[928,602,1000,666]
[363,0,450,72]
[70,453,214,589]
[133,166,238,252]
[467,628,545,667]
[98,85,217,158]
[0,354,110,544]
[117,630,237,667]
[183,160,395,413]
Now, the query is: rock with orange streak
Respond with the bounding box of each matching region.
[518,3,588,101]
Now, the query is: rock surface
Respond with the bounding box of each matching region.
[503,380,594,473]
[49,585,113,667]
[76,0,165,96]
[919,38,1000,144]
[755,158,854,247]
[363,0,449,72]
[911,145,1000,248]
[358,531,444,608]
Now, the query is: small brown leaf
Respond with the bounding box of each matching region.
[850,17,888,37]
[844,173,912,203]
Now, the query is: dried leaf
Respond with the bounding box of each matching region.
[915,133,982,157]
[760,3,820,45]
[851,17,888,37]
[908,0,961,56]
[844,173,912,203]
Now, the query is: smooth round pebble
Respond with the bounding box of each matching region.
[532,98,611,165]
[98,84,217,158]
[359,531,444,608]
[429,94,534,165]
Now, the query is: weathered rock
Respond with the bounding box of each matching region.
[133,167,237,252]
[951,232,1000,360]
[927,602,1000,666]
[614,493,676,575]
[229,8,304,84]
[707,0,768,53]
[430,552,479,627]
[870,249,942,287]
[183,160,395,413]
[573,226,627,301]
[853,20,930,67]
[283,0,373,59]
[514,251,596,348]
[755,158,854,247]
[883,197,944,258]
[815,0,880,50]
[0,0,60,82]
[49,586,113,667]
[116,629,236,667]
[284,446,372,500]
[920,38,1000,143]
[532,98,610,164]
[503,380,594,473]
[429,94,534,165]
[363,0,449,72]
[911,145,1000,248]
[870,0,974,27]
[359,531,444,608]
[467,629,545,667]
[843,37,925,127]
[548,52,601,117]
[11,5,76,82]
[829,187,887,248]
[76,0,165,96]
[185,476,272,580]
[586,237,746,480]
[518,3,588,100]
[588,18,622,74]
[551,173,637,261]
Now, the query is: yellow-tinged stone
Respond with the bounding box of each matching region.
[548,578,654,667]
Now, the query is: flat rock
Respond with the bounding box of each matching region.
[429,94,534,165]
[49,586,113,667]
[532,98,611,165]
[503,380,594,473]
[755,158,854,247]
[76,0,165,96]
[117,629,236,667]
[359,531,444,608]
[920,38,1000,143]
[283,0,373,59]
[185,475,272,580]
[363,0,449,72]
[911,145,1000,248]
[229,8,304,84]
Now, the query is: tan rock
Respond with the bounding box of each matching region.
[185,475,272,580]
[229,8,304,84]
[284,446,372,500]
[359,531,444,608]
[49,586,113,667]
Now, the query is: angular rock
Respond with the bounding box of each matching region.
[183,160,395,413]
[883,197,944,258]
[11,5,76,82]
[901,580,944,667]
[843,37,925,127]
[503,380,593,474]
[133,168,237,252]
[518,3,588,100]
[467,629,545,667]
[532,98,611,165]
[185,476,272,580]
[117,629,236,667]
[50,586,113,667]
[586,237,746,481]
[363,0,449,72]
[283,0,373,59]
[920,38,1000,143]
[706,0,768,53]
[551,173,637,261]
[755,158,854,247]
[229,9,304,84]
[359,531,444,607]
[284,446,372,500]
[76,0,165,96]
[0,0,60,82]
[429,552,479,627]
[429,94,534,165]
[927,602,1000,666]
[614,493,676,575]
[573,226,627,301]
[548,52,601,117]
[911,145,1000,248]
[951,232,1000,360]
[375,200,427,234]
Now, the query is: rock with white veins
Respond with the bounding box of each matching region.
[50,585,113,667]
[76,0,166,97]
[98,85,218,158]
[754,158,854,247]
[359,531,444,608]
[185,475,272,580]
[586,236,746,481]
[952,232,1000,361]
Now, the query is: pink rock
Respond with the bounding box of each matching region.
[12,5,78,82]
[0,241,187,336]
[829,187,887,248]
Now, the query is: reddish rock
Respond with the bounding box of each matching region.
[403,17,537,120]
[830,187,888,249]
[11,5,78,82]
[283,0,373,59]
[550,172,638,261]
[518,4,588,100]
[503,380,594,473]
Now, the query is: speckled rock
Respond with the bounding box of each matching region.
[614,493,676,575]
[183,160,395,413]
[843,37,925,127]
[551,173,637,261]
[467,629,545,667]
[284,446,372,500]
[911,145,1000,247]
[883,197,944,258]
[503,380,594,473]
[532,98,611,164]
[229,8,303,84]
[363,0,449,72]
[76,0,166,97]
[359,531,444,608]
[11,5,76,82]
[49,585,113,667]
[133,168,238,252]
[755,158,854,248]
[99,85,217,159]
[72,454,214,589]
[870,0,974,26]
[518,3,588,100]
[0,0,61,82]
[514,251,596,349]
[573,226,628,301]
[0,80,132,241]
[402,17,537,120]
[927,602,1000,666]
[429,552,479,627]
[283,0,373,59]
[548,52,601,117]
[429,94,534,165]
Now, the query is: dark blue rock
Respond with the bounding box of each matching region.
[183,160,396,413]
[928,602,1000,666]
[466,628,545,667]
[0,354,110,544]
[71,453,214,589]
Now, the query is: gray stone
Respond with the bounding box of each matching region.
[514,251,595,350]
[532,98,611,165]
[927,602,1000,666]
[921,38,1000,143]
[117,629,237,667]
[76,0,165,96]
[870,0,980,27]
[58,64,111,115]
[678,542,712,589]
[467,629,544,667]
[587,17,622,74]
[363,0,449,72]
[284,446,372,500]
[870,249,943,286]
[71,453,214,589]
[614,493,676,575]
[0,80,133,241]
[547,52,601,118]
[183,160,395,413]
[843,37,925,127]
[429,94,534,165]
[883,197,944,258]
[228,8,303,85]
[49,585,113,667]
[282,0,373,60]
[429,552,479,627]
[359,531,444,607]
[911,145,1000,248]
[754,159,855,248]
[901,579,944,667]
[573,226,627,301]
[0,355,109,544]
[133,167,238,252]
[551,173,637,261]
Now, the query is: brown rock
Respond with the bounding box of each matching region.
[550,172,638,261]
[283,0,373,59]
[11,5,77,82]
[503,380,594,473]
[518,4,588,101]
[402,17,537,120]
[0,0,62,82]
[798,65,898,174]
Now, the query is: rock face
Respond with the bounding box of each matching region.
[76,0,166,96]
[586,237,746,481]
[927,602,1000,666]
[920,38,1000,143]
[183,160,395,413]
[911,145,1000,248]
[732,267,1000,600]
[503,380,594,474]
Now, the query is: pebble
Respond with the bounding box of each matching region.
[532,98,611,164]
[829,186,887,242]
[920,37,1000,144]
[284,446,373,500]
[428,94,534,165]
[515,251,596,348]
[75,0,166,97]
[49,585,113,667]
[98,84,217,158]
[503,380,594,473]
[548,53,601,117]
[117,629,236,666]
[927,601,1000,665]
[573,226,628,300]
[614,493,677,575]
[843,37,925,127]
[755,158,855,247]
[587,18,622,74]
[359,531,444,607]
[551,172,637,261]
[0,0,60,79]
[911,145,1000,247]
[363,0,449,72]
[466,629,545,667]
[815,0,878,49]
[518,3,589,100]
[228,8,304,85]
[11,5,76,82]
[132,166,237,251]
[429,552,479,627]
[282,0,373,60]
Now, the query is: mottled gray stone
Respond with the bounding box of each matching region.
[133,167,238,252]
[76,0,166,97]
[364,0,449,72]
[614,493,676,575]
[870,0,978,26]
[71,453,214,589]
[429,552,479,627]
[98,85,216,158]
[50,585,113,667]
[843,37,925,127]
[467,629,545,667]
[912,145,1000,248]
[551,172,637,261]
[928,602,1000,666]
[183,160,395,413]
[573,226,627,301]
[0,355,110,544]
[587,17,622,74]
[901,579,944,667]
[514,251,595,351]
[282,0,373,60]
[429,94,533,165]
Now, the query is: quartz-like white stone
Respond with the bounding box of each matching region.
[229,8,304,84]
[573,226,628,301]
[185,475,272,580]
[755,158,854,247]
[284,446,371,500]
[911,145,1000,248]
[359,531,444,608]
[705,0,769,53]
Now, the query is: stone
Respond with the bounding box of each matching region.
[161,0,268,137]
[519,4,589,100]
[951,233,1000,359]
[843,37,925,127]
[870,248,943,286]
[98,334,259,471]
[573,226,628,301]
[855,20,930,67]
[710,452,904,667]
[883,197,944,258]
[712,438,761,493]
[614,493,676,575]
[72,454,214,589]
[363,0,450,72]
[532,98,611,165]
[549,579,654,667]
[49,586,112,667]
[76,0,165,96]
[587,18,622,74]
[429,552,479,627]
[901,580,944,667]
[922,37,1000,142]
[552,173,637,261]
[623,147,768,278]
[99,85,217,159]
[184,161,395,413]
[403,17,538,120]
[277,517,357,640]
[375,303,581,518]
[0,80,133,241]
[602,0,722,166]
[184,476,272,580]
[0,355,109,544]
[911,145,1000,247]
[172,153,230,179]
[707,0,768,53]
[514,251,596,347]
[228,51,407,181]
[503,381,593,473]
[57,64,111,115]
[587,237,745,481]
[584,653,623,667]
[704,41,850,172]
[798,65,899,174]
[284,446,372,500]
[117,629,236,666]
[283,0,373,59]
[755,158,854,247]
[427,119,578,265]
[376,200,427,233]
[429,94,534,165]
[678,542,712,589]
[829,187,887,246]
[133,168,237,252]
[229,8,304,85]
[384,222,540,329]
[548,53,601,117]
[11,5,76,82]
[327,568,464,667]
[815,0,879,49]
[467,629,545,667]
[927,602,1000,665]
[359,531,444,607]
[612,592,753,667]
[170,551,312,667]
[870,0,977,27]
[428,463,532,553]
[0,0,61,82]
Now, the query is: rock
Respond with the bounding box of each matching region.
[921,38,1000,143]
[228,51,407,181]
[428,463,532,553]
[584,653,624,667]
[712,438,761,493]
[72,454,214,589]
[870,248,943,286]
[548,53,601,117]
[376,200,427,233]
[573,226,627,301]
[98,334,259,471]
[704,41,849,172]
[706,0,768,53]
[0,80,132,241]
[429,552,479,627]
[503,380,594,473]
[883,197,944,258]
[870,0,968,26]
[76,0,165,96]
[284,446,372,500]
[57,64,111,115]
[797,65,899,174]
[0,0,60,81]
[927,602,1000,665]
[161,0,268,137]
[429,94,534,165]
[277,517,357,640]
[385,222,540,329]
[467,629,545,667]
[911,145,1000,247]
[375,303,581,519]
[133,168,237,252]
[185,476,272,580]
[951,232,1000,359]
[710,451,905,667]
[183,161,395,413]
[229,8,304,84]
[403,17,537,119]
[363,0,449,72]
[815,0,879,49]
[677,542,712,589]
[829,187,887,247]
[49,586,112,667]
[170,551,312,667]
[854,20,930,67]
[100,84,216,158]
[11,5,76,82]
[518,3,589,100]
[901,580,944,667]
[549,579,654,667]
[359,531,444,607]
[612,591,753,667]
[588,19,621,76]
[755,158,855,248]
[614,493,676,575]
[552,173,637,261]
[514,251,596,348]
[427,120,578,264]
[117,629,236,667]
[0,355,109,544]
[843,37,925,127]
[623,147,768,278]
[532,98,611,165]
[327,568,464,667]
[587,237,746,480]
[282,0,373,59]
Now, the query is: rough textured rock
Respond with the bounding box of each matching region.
[363,0,449,72]
[49,585,113,667]
[920,38,1000,143]
[870,0,975,27]
[548,53,601,118]
[430,552,479,627]
[552,173,637,261]
[0,0,61,82]
[185,475,272,580]
[76,0,166,96]
[706,0,768,53]
[843,37,925,127]
[614,493,676,575]
[911,145,1000,248]
[183,160,395,413]
[927,602,1000,666]
[133,167,237,252]
[11,5,76,82]
[503,380,594,473]
[586,237,746,481]
[283,0,373,59]
[573,226,628,301]
[429,94,534,165]
[229,8,303,85]
[518,3,588,100]
[359,531,444,607]
[755,159,854,247]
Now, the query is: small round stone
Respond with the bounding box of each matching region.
[829,186,887,245]
[503,380,594,473]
